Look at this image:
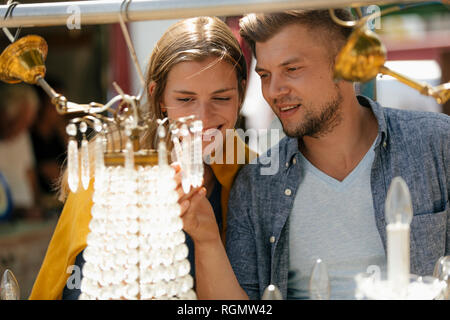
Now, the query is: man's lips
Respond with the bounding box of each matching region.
[278,103,301,112]
[276,104,302,119]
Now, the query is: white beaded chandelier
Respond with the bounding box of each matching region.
[65,110,202,300]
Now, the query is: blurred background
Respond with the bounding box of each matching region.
[0,0,448,299]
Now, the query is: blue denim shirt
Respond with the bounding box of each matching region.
[226,95,450,300]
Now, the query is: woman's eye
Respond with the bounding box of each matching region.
[177,98,193,102]
[258,73,269,79]
[213,97,231,101]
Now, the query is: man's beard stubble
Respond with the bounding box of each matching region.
[282,89,344,139]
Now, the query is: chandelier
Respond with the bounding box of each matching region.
[76,115,201,300]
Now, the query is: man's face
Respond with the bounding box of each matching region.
[255,23,343,138]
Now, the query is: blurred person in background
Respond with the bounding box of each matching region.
[0,83,42,221]
[30,79,68,217]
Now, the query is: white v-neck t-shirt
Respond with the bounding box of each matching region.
[287,139,386,299]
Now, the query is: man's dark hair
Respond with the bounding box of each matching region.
[239,9,355,62]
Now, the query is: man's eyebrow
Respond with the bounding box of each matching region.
[173,90,196,95]
[255,65,266,73]
[279,57,303,67]
[255,57,304,72]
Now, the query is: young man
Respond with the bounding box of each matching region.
[180,9,449,300]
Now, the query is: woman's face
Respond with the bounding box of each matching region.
[160,56,241,153]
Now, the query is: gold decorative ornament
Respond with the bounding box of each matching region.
[331,7,450,104]
[0,34,47,84]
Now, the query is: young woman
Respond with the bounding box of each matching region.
[29,16,256,300]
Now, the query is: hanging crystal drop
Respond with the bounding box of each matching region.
[125,139,134,172]
[95,135,105,175]
[180,124,191,193]
[172,136,183,164]
[189,125,196,187]
[191,120,203,187]
[66,122,77,137]
[81,138,90,190]
[93,120,103,134]
[157,125,168,167]
[67,137,79,193]
[79,122,90,190]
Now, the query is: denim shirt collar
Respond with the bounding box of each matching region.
[283,95,389,172]
[357,95,389,149]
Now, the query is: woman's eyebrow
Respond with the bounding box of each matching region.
[212,87,236,94]
[173,88,236,95]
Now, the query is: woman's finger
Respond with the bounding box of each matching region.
[181,207,199,235]
[171,162,182,186]
[178,186,202,204]
[179,188,205,218]
[179,199,190,217]
[180,187,208,236]
[175,184,185,200]
[182,187,206,210]
[171,162,181,173]
[190,187,207,204]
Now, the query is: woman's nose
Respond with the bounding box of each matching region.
[195,100,214,121]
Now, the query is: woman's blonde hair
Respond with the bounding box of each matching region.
[58,16,247,201]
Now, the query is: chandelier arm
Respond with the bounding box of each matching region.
[117,7,146,98]
[328,8,357,27]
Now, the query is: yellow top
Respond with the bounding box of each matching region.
[29,132,257,300]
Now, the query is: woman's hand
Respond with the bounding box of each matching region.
[172,163,221,244]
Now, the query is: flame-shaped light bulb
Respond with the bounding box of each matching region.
[385,176,413,295]
[0,269,20,300]
[262,284,282,300]
[385,177,413,225]
[309,258,330,300]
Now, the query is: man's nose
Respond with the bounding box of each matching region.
[267,75,290,102]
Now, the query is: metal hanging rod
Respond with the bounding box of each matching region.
[0,0,426,28]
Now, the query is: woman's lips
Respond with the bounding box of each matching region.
[202,125,223,139]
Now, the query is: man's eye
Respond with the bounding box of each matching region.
[259,73,269,79]
[287,67,299,72]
